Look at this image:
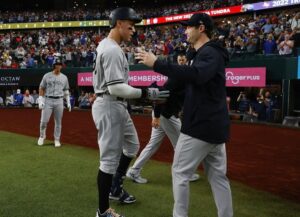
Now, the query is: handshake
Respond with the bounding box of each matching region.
[143,88,170,101]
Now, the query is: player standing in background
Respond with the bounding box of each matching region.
[126,53,200,184]
[92,7,169,217]
[37,58,71,148]
[136,13,233,217]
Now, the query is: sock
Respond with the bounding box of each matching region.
[110,153,133,195]
[116,153,133,177]
[98,170,113,214]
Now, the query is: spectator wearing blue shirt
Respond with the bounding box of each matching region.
[13,89,23,106]
[46,53,55,67]
[261,19,273,34]
[263,34,277,54]
[26,54,35,68]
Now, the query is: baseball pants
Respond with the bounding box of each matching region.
[131,114,181,171]
[40,98,64,141]
[172,133,233,217]
[92,95,140,175]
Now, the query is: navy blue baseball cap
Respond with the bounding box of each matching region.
[181,13,214,32]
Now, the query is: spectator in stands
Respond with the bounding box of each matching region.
[245,32,258,54]
[78,91,85,104]
[263,33,277,54]
[5,91,14,106]
[290,12,300,55]
[22,89,34,107]
[79,92,91,109]
[237,91,250,113]
[278,34,294,55]
[26,54,36,68]
[290,12,300,32]
[264,91,274,122]
[31,90,39,106]
[15,45,26,62]
[261,19,274,35]
[233,35,245,56]
[46,52,55,68]
[19,57,27,69]
[249,94,267,122]
[13,89,23,106]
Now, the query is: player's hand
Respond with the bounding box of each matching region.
[38,96,45,110]
[146,88,170,101]
[152,117,160,129]
[135,50,157,67]
[67,103,72,112]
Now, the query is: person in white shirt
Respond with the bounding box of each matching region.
[23,89,34,107]
[278,34,294,55]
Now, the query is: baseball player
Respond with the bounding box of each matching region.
[92,7,169,217]
[126,53,200,184]
[136,13,233,217]
[37,58,71,148]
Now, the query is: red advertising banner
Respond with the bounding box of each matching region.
[143,5,243,25]
[78,67,266,87]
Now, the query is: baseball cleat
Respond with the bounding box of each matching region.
[96,208,124,217]
[109,188,136,204]
[190,173,200,182]
[54,140,61,147]
[37,137,45,146]
[126,167,148,184]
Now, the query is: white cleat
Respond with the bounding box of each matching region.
[37,137,45,146]
[54,140,61,148]
[190,173,200,182]
[126,167,148,184]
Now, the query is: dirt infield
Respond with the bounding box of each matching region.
[1,108,300,202]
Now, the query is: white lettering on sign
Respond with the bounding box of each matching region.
[272,0,289,7]
[291,0,300,3]
[129,75,167,82]
[226,71,260,85]
[210,8,231,15]
[0,76,21,82]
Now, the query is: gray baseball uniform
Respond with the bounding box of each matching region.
[39,71,69,141]
[92,38,140,174]
[131,113,180,170]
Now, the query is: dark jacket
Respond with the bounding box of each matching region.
[153,78,185,119]
[153,41,230,143]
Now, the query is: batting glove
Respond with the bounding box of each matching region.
[67,102,72,112]
[144,88,170,101]
[38,96,45,110]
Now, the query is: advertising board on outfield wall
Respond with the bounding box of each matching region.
[78,67,266,87]
[143,0,300,25]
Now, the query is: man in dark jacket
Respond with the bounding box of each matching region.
[136,13,233,217]
[126,53,200,184]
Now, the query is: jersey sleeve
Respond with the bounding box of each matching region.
[63,76,70,91]
[102,48,125,86]
[39,74,47,89]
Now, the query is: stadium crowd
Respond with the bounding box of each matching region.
[0,88,96,109]
[0,0,245,23]
[0,8,299,69]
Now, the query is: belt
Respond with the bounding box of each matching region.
[45,96,63,99]
[96,93,126,102]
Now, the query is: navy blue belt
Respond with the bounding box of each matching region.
[46,96,63,99]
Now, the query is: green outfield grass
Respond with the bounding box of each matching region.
[0,131,300,217]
